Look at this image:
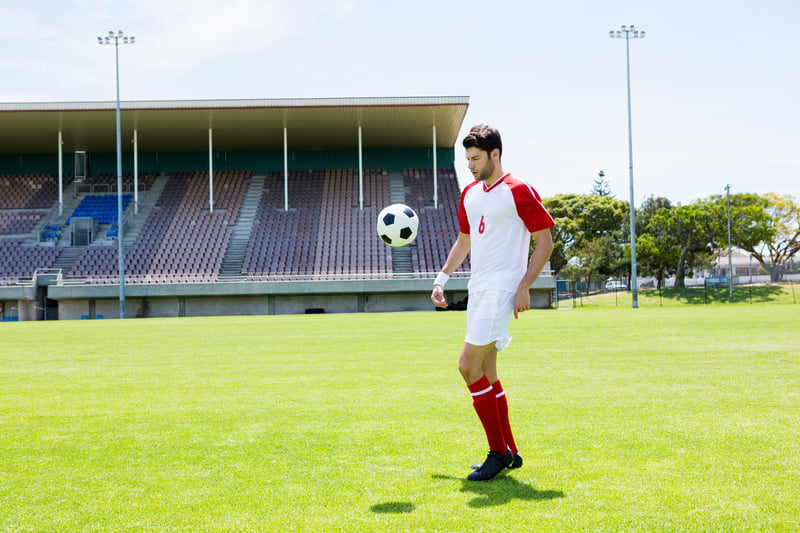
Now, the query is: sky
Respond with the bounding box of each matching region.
[1,0,798,206]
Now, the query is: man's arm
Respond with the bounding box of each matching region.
[431,232,471,308]
[513,228,554,318]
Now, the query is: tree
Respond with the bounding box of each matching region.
[542,193,627,280]
[635,197,679,288]
[546,191,800,286]
[541,194,582,275]
[714,193,800,281]
[591,171,614,197]
[638,196,673,225]
[574,232,624,286]
[651,201,717,288]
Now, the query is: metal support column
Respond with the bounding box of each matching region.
[208,128,214,213]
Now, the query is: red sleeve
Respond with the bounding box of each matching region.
[458,185,471,234]
[508,178,554,232]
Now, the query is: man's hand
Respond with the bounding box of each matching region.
[431,285,448,308]
[513,227,553,318]
[513,287,530,319]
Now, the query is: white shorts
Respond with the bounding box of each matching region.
[464,289,515,351]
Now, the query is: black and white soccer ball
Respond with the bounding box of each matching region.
[376,203,419,247]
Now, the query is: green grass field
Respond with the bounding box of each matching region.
[564,281,799,308]
[2,305,799,531]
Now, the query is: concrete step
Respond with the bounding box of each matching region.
[220,174,265,275]
[50,246,84,273]
[386,172,414,275]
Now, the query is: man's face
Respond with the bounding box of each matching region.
[466,147,495,182]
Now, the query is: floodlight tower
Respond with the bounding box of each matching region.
[98,30,135,318]
[725,184,733,298]
[609,24,645,308]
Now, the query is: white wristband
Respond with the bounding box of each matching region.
[434,272,450,288]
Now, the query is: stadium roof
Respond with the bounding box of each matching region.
[0,96,469,155]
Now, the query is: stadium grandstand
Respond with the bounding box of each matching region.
[0,97,554,321]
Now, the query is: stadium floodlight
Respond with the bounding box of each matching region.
[725,184,733,298]
[609,24,645,309]
[98,29,135,319]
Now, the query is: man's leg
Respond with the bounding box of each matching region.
[460,290,516,480]
[493,381,517,450]
[460,342,513,481]
[469,347,523,471]
[459,341,493,385]
[481,345,498,383]
[478,345,517,454]
[459,342,507,454]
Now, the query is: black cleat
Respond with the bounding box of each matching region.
[471,451,523,471]
[467,450,514,481]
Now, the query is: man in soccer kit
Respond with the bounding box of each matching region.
[431,124,554,481]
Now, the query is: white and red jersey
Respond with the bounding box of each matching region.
[458,173,554,293]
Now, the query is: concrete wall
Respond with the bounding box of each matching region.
[40,277,555,320]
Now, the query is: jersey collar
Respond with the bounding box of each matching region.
[483,173,510,192]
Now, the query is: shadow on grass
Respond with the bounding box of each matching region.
[369,501,415,514]
[432,473,565,508]
[644,284,787,305]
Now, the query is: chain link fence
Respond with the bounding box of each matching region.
[555,277,799,308]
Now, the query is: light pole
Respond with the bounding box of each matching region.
[98,30,135,319]
[610,24,645,308]
[725,184,733,298]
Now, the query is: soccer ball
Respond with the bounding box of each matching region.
[376,204,419,247]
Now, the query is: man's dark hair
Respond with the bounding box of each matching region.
[462,124,502,159]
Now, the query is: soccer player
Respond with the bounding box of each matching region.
[431,124,554,481]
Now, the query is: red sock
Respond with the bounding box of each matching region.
[492,380,518,455]
[468,375,507,453]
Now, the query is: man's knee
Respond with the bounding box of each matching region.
[459,357,480,383]
[459,343,493,384]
